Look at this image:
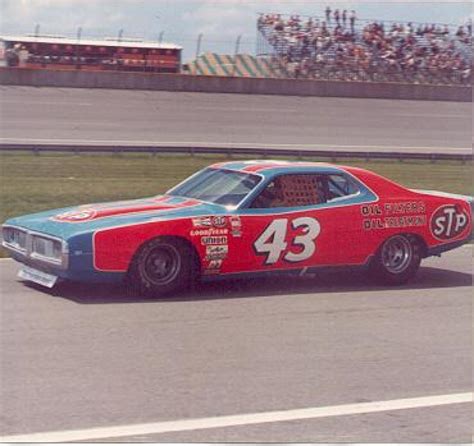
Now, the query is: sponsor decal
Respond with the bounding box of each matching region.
[361,201,426,217]
[201,236,228,245]
[384,202,426,214]
[212,216,227,228]
[53,208,96,222]
[190,228,228,237]
[53,197,199,223]
[430,205,469,240]
[229,216,242,237]
[361,204,383,216]
[230,216,241,227]
[192,216,227,228]
[192,216,213,228]
[362,201,427,231]
[204,259,223,274]
[363,216,427,230]
[206,245,229,260]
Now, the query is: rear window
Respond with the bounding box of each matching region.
[326,174,359,201]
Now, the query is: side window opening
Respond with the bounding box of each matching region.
[250,174,326,209]
[250,173,360,209]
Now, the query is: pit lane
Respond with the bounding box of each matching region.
[0,246,471,442]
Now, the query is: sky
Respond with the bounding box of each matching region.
[0,0,471,61]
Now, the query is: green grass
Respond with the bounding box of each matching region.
[0,152,472,256]
[1,152,472,223]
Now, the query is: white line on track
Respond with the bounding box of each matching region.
[1,393,471,443]
[0,137,471,153]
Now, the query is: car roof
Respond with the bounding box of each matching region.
[210,160,348,177]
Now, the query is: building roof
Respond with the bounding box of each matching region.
[0,34,182,50]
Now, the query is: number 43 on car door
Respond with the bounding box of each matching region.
[254,217,321,265]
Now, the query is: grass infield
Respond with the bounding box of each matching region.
[0,152,472,257]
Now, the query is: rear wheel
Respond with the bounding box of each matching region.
[370,234,421,285]
[128,237,197,297]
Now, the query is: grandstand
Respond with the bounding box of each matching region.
[256,12,472,85]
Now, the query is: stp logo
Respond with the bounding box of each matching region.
[53,209,96,222]
[430,205,469,240]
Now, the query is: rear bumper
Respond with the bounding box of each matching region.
[426,237,471,257]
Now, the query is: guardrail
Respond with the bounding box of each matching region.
[0,143,471,163]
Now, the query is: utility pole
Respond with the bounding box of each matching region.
[75,27,82,69]
[233,35,242,76]
[196,33,203,60]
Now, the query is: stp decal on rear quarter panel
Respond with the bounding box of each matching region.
[430,204,470,241]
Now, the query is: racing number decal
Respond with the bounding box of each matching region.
[254,217,321,265]
[254,219,287,264]
[286,217,321,262]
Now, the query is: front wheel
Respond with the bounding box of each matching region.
[128,237,197,297]
[370,235,422,285]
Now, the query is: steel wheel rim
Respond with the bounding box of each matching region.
[143,244,181,285]
[381,236,413,274]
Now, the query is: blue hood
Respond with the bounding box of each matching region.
[4,195,226,240]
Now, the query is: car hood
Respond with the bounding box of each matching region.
[4,195,225,239]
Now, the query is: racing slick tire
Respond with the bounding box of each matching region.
[128,237,198,297]
[370,234,422,285]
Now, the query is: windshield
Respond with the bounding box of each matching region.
[168,168,262,207]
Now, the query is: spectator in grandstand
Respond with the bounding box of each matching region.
[325,6,331,23]
[334,9,340,26]
[342,10,347,28]
[350,10,357,32]
[456,25,466,37]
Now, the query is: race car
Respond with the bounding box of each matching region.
[2,160,472,296]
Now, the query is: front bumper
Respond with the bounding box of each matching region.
[3,225,126,285]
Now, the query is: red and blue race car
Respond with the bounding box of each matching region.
[2,160,472,296]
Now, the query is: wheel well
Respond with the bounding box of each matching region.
[128,235,202,276]
[375,233,428,258]
[406,234,428,258]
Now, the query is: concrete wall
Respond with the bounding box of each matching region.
[0,67,471,102]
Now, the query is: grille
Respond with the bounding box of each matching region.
[2,226,68,268]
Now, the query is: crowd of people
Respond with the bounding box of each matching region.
[257,10,472,84]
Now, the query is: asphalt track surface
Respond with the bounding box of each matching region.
[0,247,472,442]
[0,86,471,154]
